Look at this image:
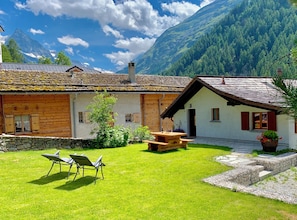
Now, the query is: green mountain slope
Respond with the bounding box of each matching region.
[120,0,244,74]
[163,0,297,77]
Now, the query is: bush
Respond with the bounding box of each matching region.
[262,130,279,140]
[129,125,154,143]
[93,126,130,148]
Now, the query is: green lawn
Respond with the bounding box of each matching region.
[0,143,296,220]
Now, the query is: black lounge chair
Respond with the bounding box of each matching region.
[69,154,105,183]
[42,151,74,178]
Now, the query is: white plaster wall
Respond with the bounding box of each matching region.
[288,117,297,150]
[173,87,290,146]
[71,93,141,139]
[174,110,187,133]
[113,93,141,128]
[71,93,95,138]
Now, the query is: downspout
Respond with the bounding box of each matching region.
[72,94,77,138]
[1,95,4,133]
[158,94,165,131]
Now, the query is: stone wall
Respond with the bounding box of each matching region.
[254,153,297,175]
[0,135,95,152]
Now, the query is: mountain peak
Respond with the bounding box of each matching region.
[8,29,53,62]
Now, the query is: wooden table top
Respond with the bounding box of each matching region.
[150,131,187,137]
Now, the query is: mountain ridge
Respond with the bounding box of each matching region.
[162,0,297,77]
[119,0,244,74]
[8,29,54,63]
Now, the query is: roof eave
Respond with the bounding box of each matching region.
[161,77,282,119]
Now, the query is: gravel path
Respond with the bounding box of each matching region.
[205,153,297,204]
[246,167,297,204]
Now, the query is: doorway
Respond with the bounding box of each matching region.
[188,109,196,137]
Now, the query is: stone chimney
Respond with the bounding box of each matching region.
[0,25,4,65]
[128,62,136,83]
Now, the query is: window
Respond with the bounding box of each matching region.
[78,112,84,123]
[211,108,220,121]
[125,114,132,122]
[253,112,268,129]
[15,115,31,133]
[125,113,141,123]
[252,112,277,131]
[4,114,39,134]
[78,112,91,123]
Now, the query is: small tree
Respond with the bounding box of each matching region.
[55,51,71,65]
[87,91,129,148]
[7,39,24,63]
[272,39,297,119]
[1,44,13,62]
[273,73,297,119]
[38,56,52,64]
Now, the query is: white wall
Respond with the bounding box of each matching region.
[113,93,141,128]
[173,87,291,146]
[70,93,141,139]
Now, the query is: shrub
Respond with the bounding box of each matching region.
[129,125,154,143]
[93,126,130,148]
[257,130,281,143]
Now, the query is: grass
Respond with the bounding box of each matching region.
[252,148,297,157]
[1,143,297,220]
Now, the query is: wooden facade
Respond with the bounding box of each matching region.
[0,67,191,138]
[1,94,71,137]
[141,94,178,132]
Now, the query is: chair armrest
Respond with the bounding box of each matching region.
[94,155,103,167]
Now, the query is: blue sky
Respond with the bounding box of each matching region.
[0,0,212,72]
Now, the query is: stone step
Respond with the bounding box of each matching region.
[259,170,272,181]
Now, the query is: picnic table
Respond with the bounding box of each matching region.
[144,131,193,152]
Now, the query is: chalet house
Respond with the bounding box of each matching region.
[0,62,191,138]
[161,76,297,149]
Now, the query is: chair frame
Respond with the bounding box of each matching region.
[42,151,73,178]
[70,154,105,183]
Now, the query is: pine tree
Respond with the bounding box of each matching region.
[7,39,23,63]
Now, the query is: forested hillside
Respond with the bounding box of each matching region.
[119,0,243,74]
[162,0,297,77]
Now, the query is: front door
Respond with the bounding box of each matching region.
[188,109,196,137]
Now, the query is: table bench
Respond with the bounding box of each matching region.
[180,138,194,145]
[143,140,168,151]
[144,133,194,152]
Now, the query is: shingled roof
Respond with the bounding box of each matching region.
[1,63,100,73]
[161,76,286,119]
[0,70,191,93]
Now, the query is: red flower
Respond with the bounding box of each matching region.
[256,130,282,143]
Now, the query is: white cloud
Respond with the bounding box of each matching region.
[103,25,123,39]
[19,0,200,37]
[0,35,8,43]
[0,10,5,15]
[105,51,134,70]
[79,54,95,63]
[105,36,155,70]
[57,35,89,48]
[161,1,200,20]
[15,2,27,10]
[18,0,213,69]
[65,46,74,55]
[200,0,216,8]
[29,28,44,35]
[113,37,155,54]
